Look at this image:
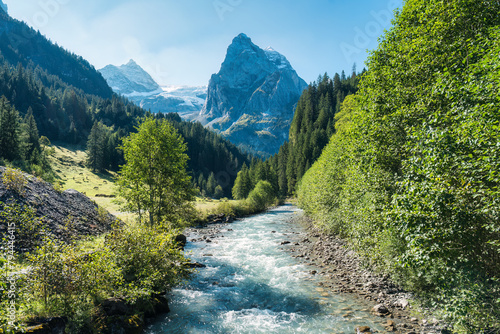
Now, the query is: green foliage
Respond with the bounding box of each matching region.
[23,222,191,332]
[26,238,121,320]
[246,180,276,212]
[232,163,253,200]
[266,71,361,197]
[159,113,251,199]
[117,116,195,226]
[298,1,500,331]
[0,202,45,251]
[105,224,190,298]
[0,96,21,162]
[1,168,27,196]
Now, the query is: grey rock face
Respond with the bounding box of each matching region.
[0,1,7,14]
[99,59,160,95]
[199,33,308,156]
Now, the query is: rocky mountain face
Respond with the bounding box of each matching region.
[199,33,308,156]
[99,59,161,95]
[0,1,7,13]
[99,60,206,119]
[100,35,307,156]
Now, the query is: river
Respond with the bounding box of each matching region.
[146,205,386,334]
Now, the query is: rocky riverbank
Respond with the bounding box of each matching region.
[281,214,451,334]
[185,206,451,334]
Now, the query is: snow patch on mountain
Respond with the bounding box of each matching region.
[99,60,206,118]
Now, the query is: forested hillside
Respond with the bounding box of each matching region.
[0,9,250,197]
[232,71,360,200]
[298,1,500,332]
[0,9,112,98]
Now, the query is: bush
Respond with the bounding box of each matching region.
[246,181,276,212]
[0,203,45,252]
[1,168,27,196]
[105,223,191,299]
[23,222,192,332]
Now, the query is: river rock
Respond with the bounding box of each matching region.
[151,294,170,315]
[355,325,371,333]
[394,298,409,309]
[386,319,397,332]
[186,261,207,268]
[371,304,390,316]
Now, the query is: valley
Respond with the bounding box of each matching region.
[0,1,499,333]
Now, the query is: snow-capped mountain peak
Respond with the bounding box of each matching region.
[264,46,292,70]
[199,33,308,156]
[99,59,160,95]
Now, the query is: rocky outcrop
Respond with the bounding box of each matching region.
[199,33,308,156]
[99,59,160,95]
[0,167,116,248]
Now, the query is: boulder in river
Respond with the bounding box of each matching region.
[371,304,390,316]
[355,325,371,333]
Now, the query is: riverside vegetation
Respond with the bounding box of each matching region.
[298,1,500,333]
[0,117,278,333]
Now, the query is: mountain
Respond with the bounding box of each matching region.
[99,60,206,119]
[0,9,112,98]
[198,33,308,156]
[0,1,7,14]
[99,59,161,95]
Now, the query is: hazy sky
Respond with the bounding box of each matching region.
[4,0,403,86]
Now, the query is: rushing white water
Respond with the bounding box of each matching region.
[146,205,386,334]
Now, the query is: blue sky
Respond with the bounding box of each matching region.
[4,0,403,86]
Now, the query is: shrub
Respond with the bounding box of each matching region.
[105,223,191,300]
[0,203,45,252]
[246,181,276,212]
[1,168,27,196]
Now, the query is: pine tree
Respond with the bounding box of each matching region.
[24,107,40,161]
[0,96,21,161]
[206,172,217,198]
[86,121,105,172]
[232,163,252,200]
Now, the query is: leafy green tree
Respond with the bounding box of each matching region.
[299,0,500,331]
[116,117,195,226]
[247,180,276,212]
[213,185,224,200]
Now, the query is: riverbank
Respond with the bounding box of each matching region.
[184,205,451,334]
[284,213,451,334]
[148,205,394,333]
